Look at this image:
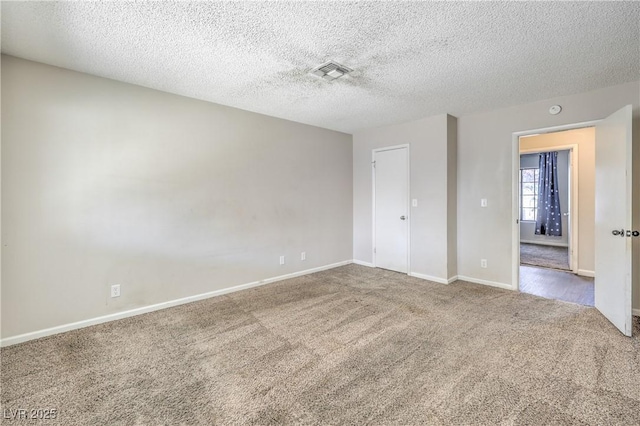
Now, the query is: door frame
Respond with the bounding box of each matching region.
[512,120,601,290]
[372,144,411,273]
[519,144,579,274]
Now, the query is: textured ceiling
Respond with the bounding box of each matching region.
[2,1,639,133]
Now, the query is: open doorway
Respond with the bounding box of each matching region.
[516,127,595,306]
[512,106,634,335]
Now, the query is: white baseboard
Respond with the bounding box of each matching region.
[352,259,374,268]
[633,309,640,317]
[409,272,457,285]
[520,240,569,248]
[577,269,595,278]
[457,275,515,291]
[0,260,352,348]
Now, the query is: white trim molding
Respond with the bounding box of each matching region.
[0,260,352,348]
[577,269,595,278]
[409,272,457,285]
[457,275,515,291]
[352,259,375,268]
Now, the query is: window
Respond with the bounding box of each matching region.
[520,168,539,221]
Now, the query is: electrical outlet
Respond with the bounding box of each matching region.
[412,199,418,207]
[481,198,488,207]
[480,259,488,268]
[301,252,306,261]
[280,255,285,265]
[110,284,121,298]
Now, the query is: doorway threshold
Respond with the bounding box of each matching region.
[519,265,594,306]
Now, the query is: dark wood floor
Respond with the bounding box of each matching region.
[519,265,594,306]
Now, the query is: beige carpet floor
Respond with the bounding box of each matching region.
[2,264,639,425]
[520,243,570,271]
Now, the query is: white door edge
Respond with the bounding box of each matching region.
[594,105,633,336]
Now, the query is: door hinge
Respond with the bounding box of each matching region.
[372,160,376,168]
[374,247,376,253]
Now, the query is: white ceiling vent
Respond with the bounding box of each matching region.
[311,61,353,81]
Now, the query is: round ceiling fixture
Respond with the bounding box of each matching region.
[549,105,562,115]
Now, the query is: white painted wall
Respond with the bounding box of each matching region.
[457,81,640,311]
[1,56,353,339]
[353,114,457,282]
[519,150,570,247]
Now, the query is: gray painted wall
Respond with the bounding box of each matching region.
[353,114,457,281]
[446,115,458,279]
[519,150,569,247]
[1,56,353,339]
[2,55,638,340]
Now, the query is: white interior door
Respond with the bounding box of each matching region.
[594,105,633,336]
[374,147,409,273]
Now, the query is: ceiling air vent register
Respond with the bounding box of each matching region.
[311,61,353,81]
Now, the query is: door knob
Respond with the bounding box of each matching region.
[612,229,624,236]
[400,215,406,220]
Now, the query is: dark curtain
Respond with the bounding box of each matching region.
[535,151,562,236]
